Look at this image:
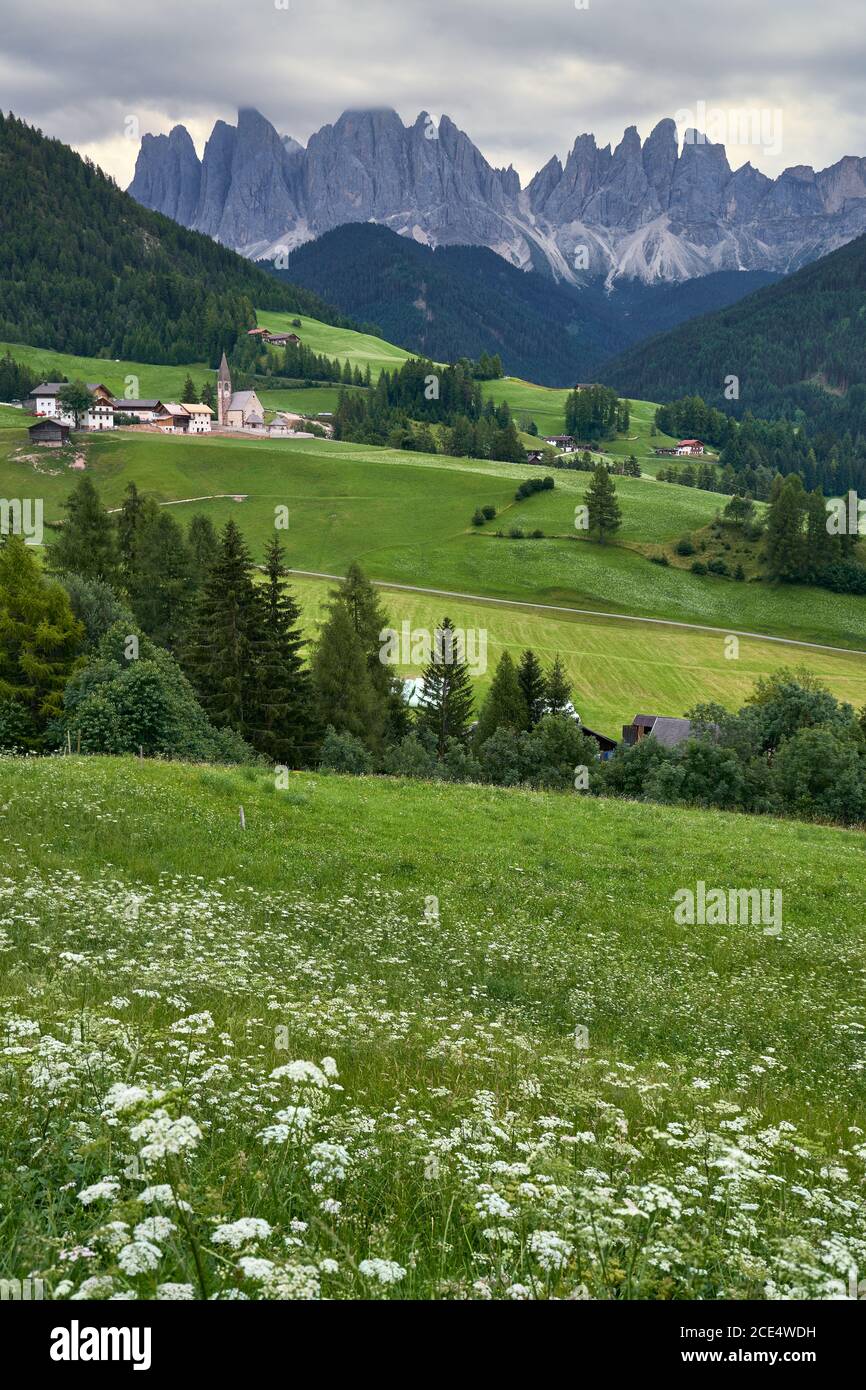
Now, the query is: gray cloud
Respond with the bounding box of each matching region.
[5,0,866,186]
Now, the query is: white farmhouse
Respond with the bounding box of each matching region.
[29,382,115,430]
[184,403,213,433]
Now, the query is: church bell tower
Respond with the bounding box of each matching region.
[217,351,232,427]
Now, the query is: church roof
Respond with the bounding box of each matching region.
[218,352,231,382]
[229,391,258,412]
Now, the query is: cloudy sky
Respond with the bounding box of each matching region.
[4,0,865,185]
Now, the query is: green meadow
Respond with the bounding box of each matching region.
[3,424,865,655]
[0,339,211,401]
[290,575,866,734]
[253,309,414,375]
[2,755,865,1301]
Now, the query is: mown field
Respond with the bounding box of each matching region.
[290,575,866,734]
[3,423,864,655]
[1,755,864,1301]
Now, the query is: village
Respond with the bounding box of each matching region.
[25,342,333,445]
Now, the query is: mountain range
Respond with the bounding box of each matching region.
[129,106,866,286]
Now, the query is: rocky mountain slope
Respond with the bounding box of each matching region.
[129,106,866,285]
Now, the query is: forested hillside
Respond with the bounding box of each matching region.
[0,113,343,365]
[601,233,866,432]
[274,223,777,386]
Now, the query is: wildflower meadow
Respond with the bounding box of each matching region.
[1,754,865,1302]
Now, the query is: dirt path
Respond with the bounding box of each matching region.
[286,567,866,657]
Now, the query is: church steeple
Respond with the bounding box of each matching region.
[217,351,231,427]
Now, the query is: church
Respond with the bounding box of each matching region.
[217,352,265,430]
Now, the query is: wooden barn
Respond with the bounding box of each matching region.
[28,417,70,445]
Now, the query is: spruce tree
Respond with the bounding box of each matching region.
[545,655,573,716]
[0,536,83,748]
[416,617,475,756]
[804,487,837,578]
[312,601,383,748]
[584,463,622,543]
[474,650,527,745]
[332,561,405,741]
[187,514,220,588]
[184,520,267,744]
[517,648,547,728]
[181,376,198,404]
[116,481,145,581]
[128,501,196,651]
[766,474,807,581]
[259,535,319,766]
[52,475,120,585]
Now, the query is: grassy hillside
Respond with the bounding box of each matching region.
[2,755,864,1301]
[290,575,866,734]
[0,339,211,401]
[4,423,863,652]
[254,309,414,376]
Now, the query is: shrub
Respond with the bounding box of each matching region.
[707,558,730,576]
[318,726,374,774]
[382,732,439,779]
[471,509,485,527]
[509,527,525,539]
[675,536,695,556]
[690,560,708,575]
[482,505,497,520]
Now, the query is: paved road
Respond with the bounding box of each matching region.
[287,567,866,657]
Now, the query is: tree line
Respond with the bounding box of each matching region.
[332,357,528,461]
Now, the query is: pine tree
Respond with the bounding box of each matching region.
[312,602,383,748]
[128,501,196,650]
[182,376,198,404]
[184,520,267,744]
[200,381,216,410]
[52,475,120,584]
[331,561,404,740]
[584,464,622,543]
[416,617,475,756]
[517,648,547,728]
[116,481,145,581]
[259,535,319,765]
[187,514,220,587]
[766,474,807,581]
[0,536,83,748]
[474,651,527,744]
[545,655,573,716]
